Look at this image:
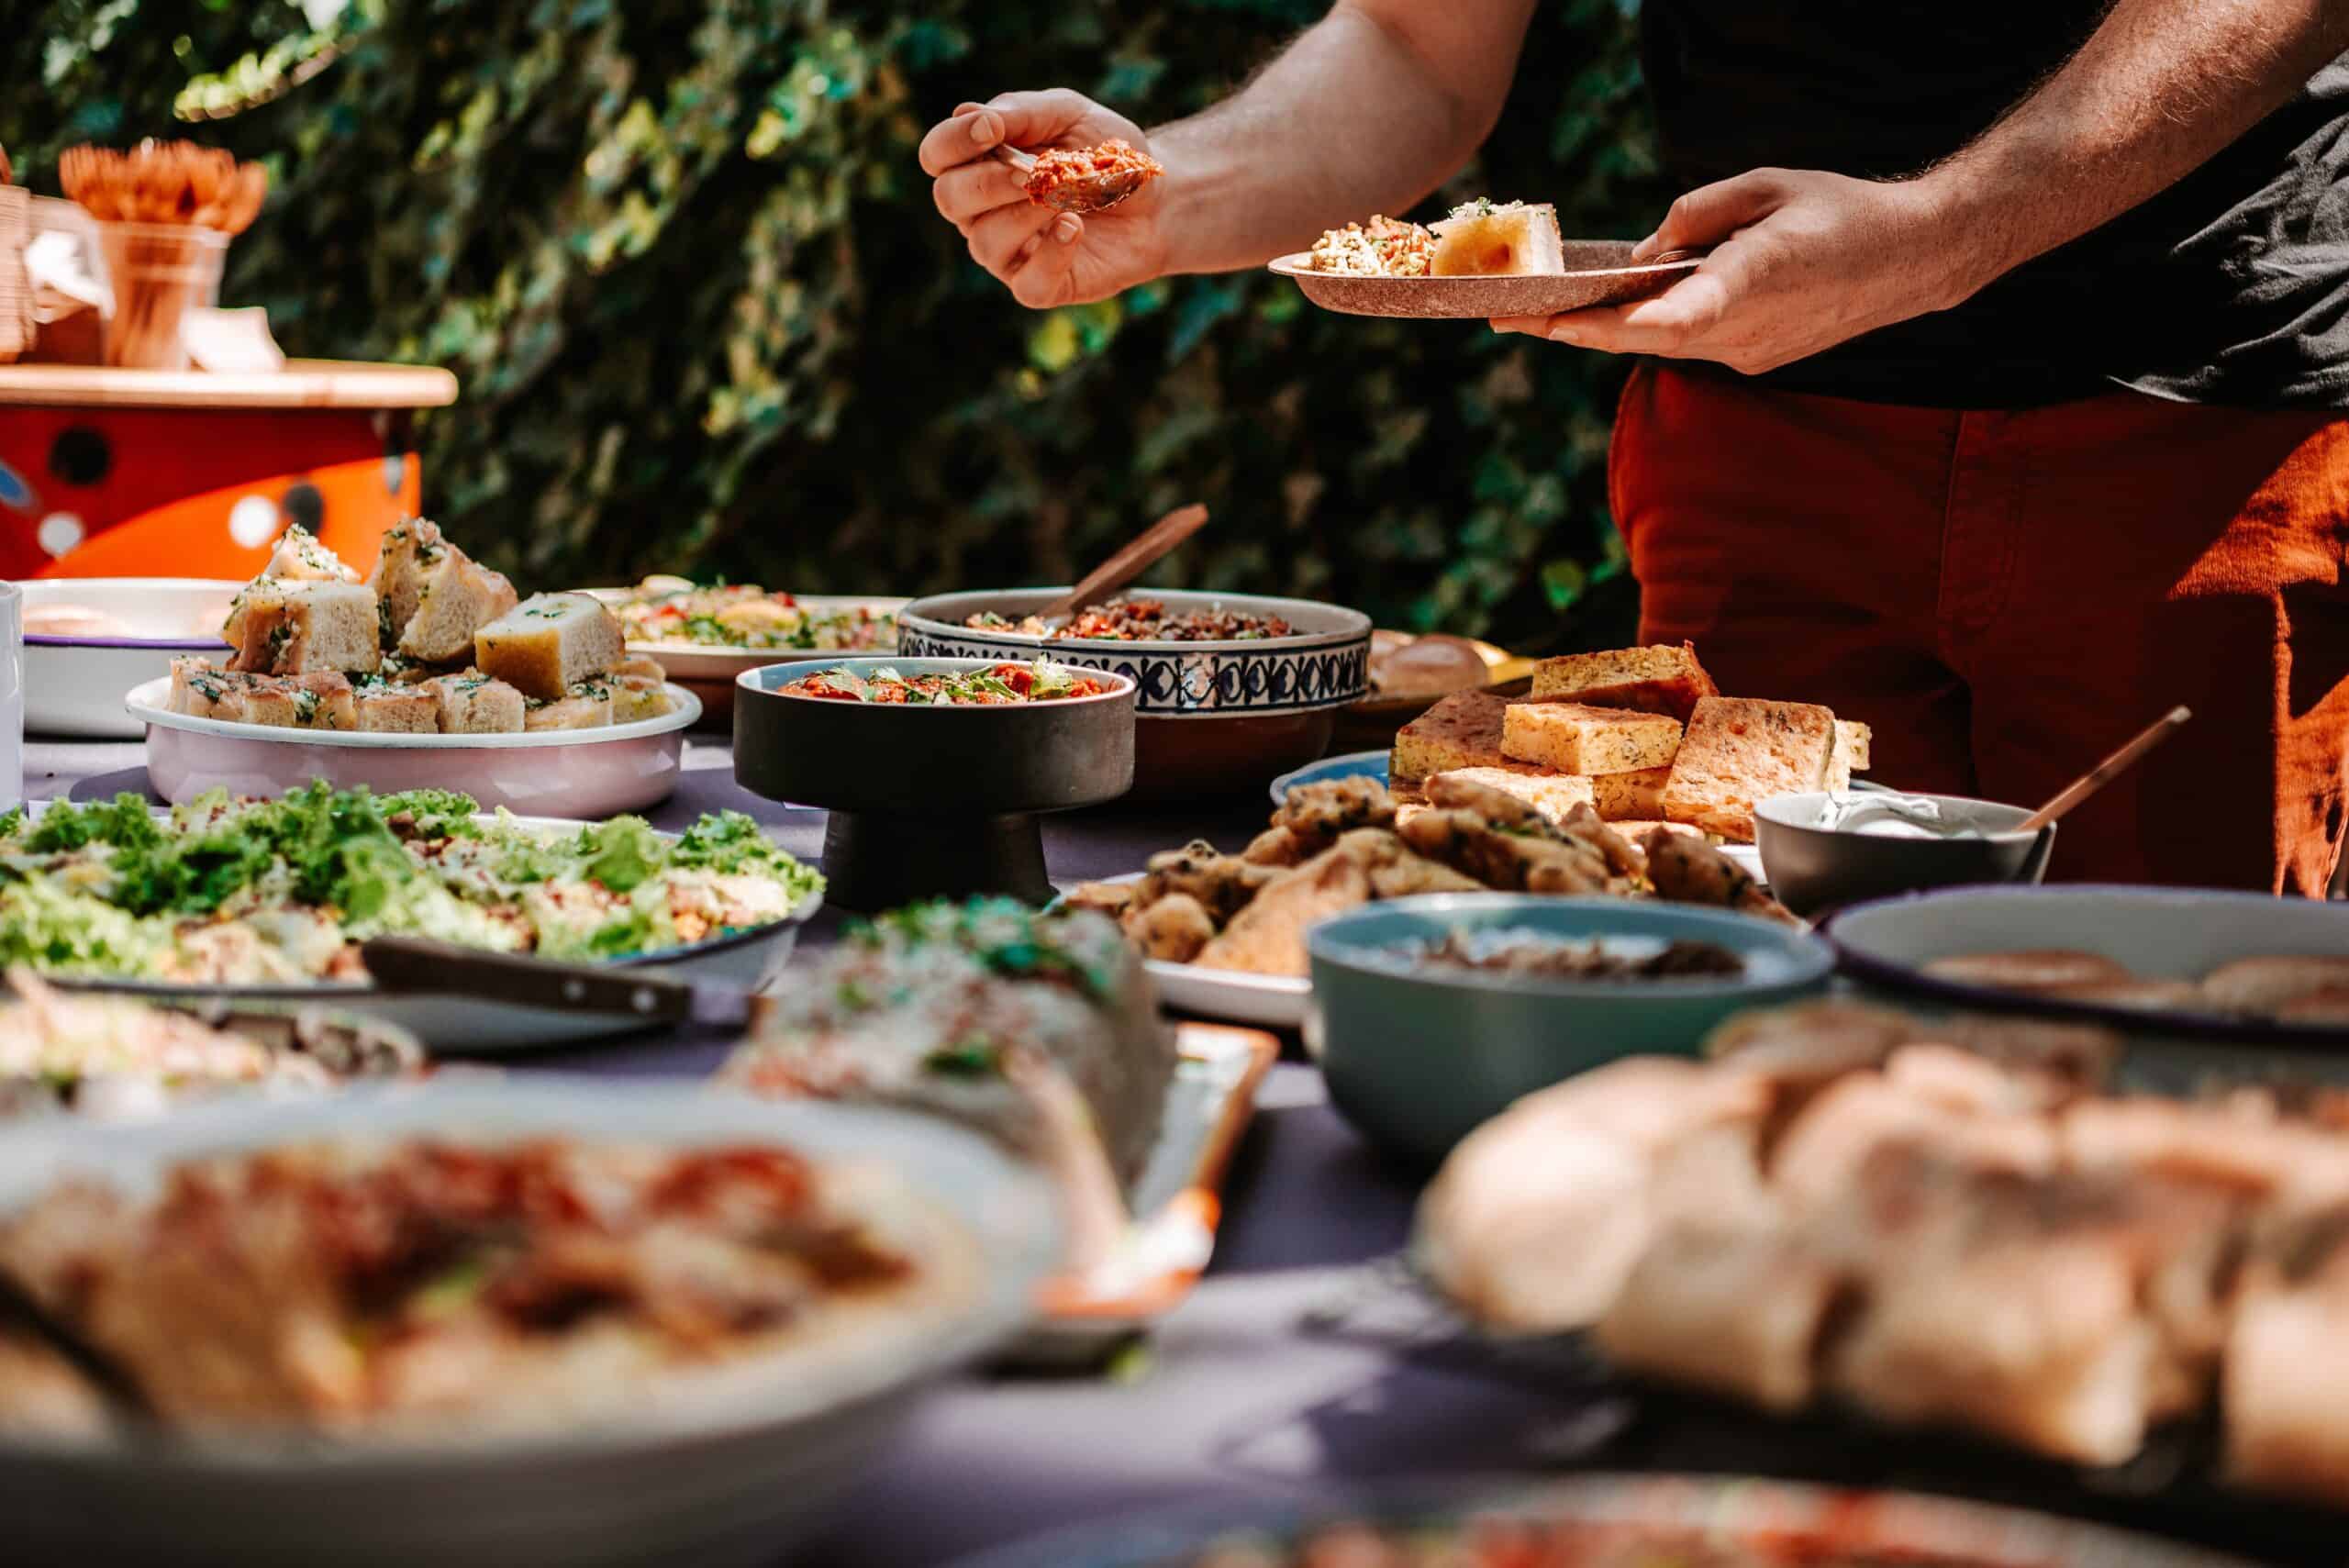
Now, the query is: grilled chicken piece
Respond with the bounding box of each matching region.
[1641,827,1795,924]
[1397,806,1612,895]
[1272,777,1396,841]
[1127,892,1216,963]
[1191,842,1374,976]
[1134,840,1279,925]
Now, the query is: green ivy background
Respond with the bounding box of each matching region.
[5,0,1666,652]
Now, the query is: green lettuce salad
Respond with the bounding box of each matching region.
[0,784,822,984]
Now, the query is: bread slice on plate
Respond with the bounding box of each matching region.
[1391,690,1545,783]
[426,672,526,735]
[525,686,616,732]
[225,579,380,676]
[354,683,441,735]
[475,593,625,701]
[262,522,360,584]
[1591,764,1671,821]
[1501,702,1681,775]
[610,673,672,724]
[1530,642,1718,720]
[1430,200,1565,276]
[1430,767,1598,826]
[1661,695,1839,841]
[216,673,355,731]
[398,551,518,663]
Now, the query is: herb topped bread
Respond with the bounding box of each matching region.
[1530,642,1719,721]
[177,521,668,738]
[1500,702,1682,775]
[475,593,628,702]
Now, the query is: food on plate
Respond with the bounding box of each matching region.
[185,523,663,737]
[965,596,1297,642]
[1065,774,1792,980]
[221,577,380,675]
[262,521,360,584]
[608,576,896,652]
[610,673,669,724]
[375,517,519,662]
[1394,648,1870,844]
[1403,929,1744,981]
[1500,700,1682,774]
[473,592,627,701]
[0,969,416,1119]
[0,1130,970,1436]
[353,683,439,735]
[1425,767,1595,825]
[1417,995,2349,1500]
[777,660,1112,706]
[1430,197,1566,276]
[723,899,1174,1195]
[425,669,529,734]
[1365,629,1490,698]
[1306,215,1437,277]
[1661,696,1842,841]
[1924,947,2349,1025]
[23,604,137,639]
[1020,139,1163,207]
[0,784,820,984]
[1531,640,1720,721]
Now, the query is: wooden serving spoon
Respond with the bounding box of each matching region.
[990,144,1155,214]
[1033,503,1212,626]
[2016,706,2192,834]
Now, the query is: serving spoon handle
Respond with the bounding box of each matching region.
[1036,503,1211,625]
[2016,706,2191,834]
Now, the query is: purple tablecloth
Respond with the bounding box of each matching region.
[23,741,2320,1567]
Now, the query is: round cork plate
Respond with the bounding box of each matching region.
[1268,239,1698,319]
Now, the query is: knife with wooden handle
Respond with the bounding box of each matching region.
[360,937,774,1033]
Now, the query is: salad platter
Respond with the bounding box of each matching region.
[590,578,907,721]
[0,789,824,1051]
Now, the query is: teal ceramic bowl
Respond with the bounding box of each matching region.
[1305,895,1834,1164]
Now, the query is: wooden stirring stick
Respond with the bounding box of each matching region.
[2016,706,2192,833]
[1036,503,1211,624]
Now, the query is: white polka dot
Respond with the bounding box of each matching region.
[36,512,83,557]
[228,494,282,550]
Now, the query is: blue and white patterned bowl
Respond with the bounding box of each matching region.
[898,588,1374,795]
[897,588,1372,716]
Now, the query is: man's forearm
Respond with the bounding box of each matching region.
[1921,0,2349,302]
[1148,0,1536,275]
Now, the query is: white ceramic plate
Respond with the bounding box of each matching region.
[585,590,907,681]
[0,1077,1060,1568]
[1266,750,1767,880]
[126,675,704,817]
[21,578,240,739]
[1830,884,2349,1042]
[21,803,822,1053]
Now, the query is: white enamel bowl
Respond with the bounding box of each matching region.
[21,578,240,739]
[126,676,703,818]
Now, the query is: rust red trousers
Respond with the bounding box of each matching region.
[1611,363,2349,895]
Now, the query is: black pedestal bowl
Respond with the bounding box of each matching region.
[734,658,1137,912]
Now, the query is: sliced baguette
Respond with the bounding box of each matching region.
[1529,642,1718,720]
[475,593,625,701]
[1500,701,1681,775]
[1661,695,1840,842]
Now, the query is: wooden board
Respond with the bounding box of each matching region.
[0,358,457,410]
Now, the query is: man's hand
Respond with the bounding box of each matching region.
[919,90,1172,309]
[1491,169,1990,374]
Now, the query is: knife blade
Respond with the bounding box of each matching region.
[359,937,769,1033]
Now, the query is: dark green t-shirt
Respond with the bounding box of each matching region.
[1642,1,2349,408]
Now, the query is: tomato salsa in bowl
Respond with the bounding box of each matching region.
[734,658,1138,911]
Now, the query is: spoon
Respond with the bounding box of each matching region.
[992,143,1157,215]
[2016,706,2192,834]
[1034,503,1211,627]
